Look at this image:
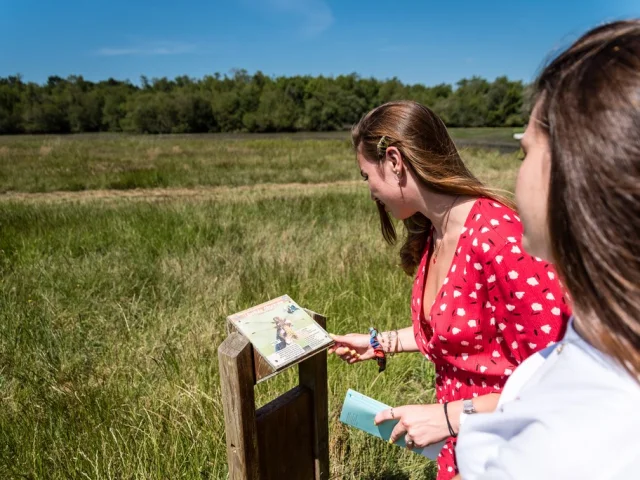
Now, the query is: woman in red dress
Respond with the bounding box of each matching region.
[329,101,571,480]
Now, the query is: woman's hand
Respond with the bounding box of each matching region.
[328,333,374,364]
[374,404,451,449]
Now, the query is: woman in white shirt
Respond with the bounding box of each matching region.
[455,19,640,480]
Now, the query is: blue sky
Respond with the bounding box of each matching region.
[1,0,637,86]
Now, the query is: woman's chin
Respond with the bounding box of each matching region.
[381,203,414,220]
[394,211,414,221]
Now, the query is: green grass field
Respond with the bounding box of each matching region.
[0,133,521,479]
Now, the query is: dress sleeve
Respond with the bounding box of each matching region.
[484,240,570,363]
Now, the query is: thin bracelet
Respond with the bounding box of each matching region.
[380,330,401,356]
[376,332,387,354]
[388,330,397,357]
[393,329,399,354]
[379,331,394,356]
[443,402,457,437]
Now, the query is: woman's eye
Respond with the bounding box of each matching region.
[361,174,368,181]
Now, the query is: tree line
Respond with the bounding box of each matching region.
[0,71,530,134]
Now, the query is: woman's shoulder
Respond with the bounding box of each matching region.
[459,346,640,478]
[474,198,523,240]
[510,333,640,420]
[461,198,523,264]
[460,388,640,479]
[513,358,640,465]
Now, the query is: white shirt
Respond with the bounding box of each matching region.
[456,319,640,480]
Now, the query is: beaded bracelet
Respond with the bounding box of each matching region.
[379,329,400,356]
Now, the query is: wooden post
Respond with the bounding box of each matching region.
[219,332,260,480]
[256,386,315,479]
[219,309,330,480]
[299,312,330,480]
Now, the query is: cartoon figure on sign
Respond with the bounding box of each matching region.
[273,316,298,352]
[286,304,299,314]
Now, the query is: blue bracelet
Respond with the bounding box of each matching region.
[369,327,387,373]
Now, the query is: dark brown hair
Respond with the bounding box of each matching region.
[534,19,640,379]
[351,101,515,275]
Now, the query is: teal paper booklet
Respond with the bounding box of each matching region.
[339,389,446,460]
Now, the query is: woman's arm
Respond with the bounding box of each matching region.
[379,326,419,353]
[445,393,500,434]
[329,325,418,363]
[374,393,501,447]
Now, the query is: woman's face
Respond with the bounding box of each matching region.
[357,144,415,220]
[515,105,553,261]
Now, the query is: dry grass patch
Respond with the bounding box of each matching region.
[146,147,162,161]
[39,144,54,156]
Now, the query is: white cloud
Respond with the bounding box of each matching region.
[260,0,334,37]
[96,41,197,56]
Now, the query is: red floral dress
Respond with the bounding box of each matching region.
[410,198,571,480]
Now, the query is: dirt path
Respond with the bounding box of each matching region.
[0,180,364,204]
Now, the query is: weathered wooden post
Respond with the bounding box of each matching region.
[218,310,330,480]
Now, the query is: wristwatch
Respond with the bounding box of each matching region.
[463,399,477,415]
[459,399,476,428]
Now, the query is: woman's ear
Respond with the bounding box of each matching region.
[385,146,405,182]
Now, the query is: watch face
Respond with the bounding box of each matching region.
[463,399,475,414]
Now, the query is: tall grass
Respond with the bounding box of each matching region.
[0,135,356,193]
[0,134,519,194]
[0,134,520,479]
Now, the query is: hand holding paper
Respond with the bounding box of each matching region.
[339,389,446,460]
[374,402,452,450]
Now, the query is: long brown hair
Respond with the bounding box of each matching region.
[534,19,640,379]
[351,101,515,275]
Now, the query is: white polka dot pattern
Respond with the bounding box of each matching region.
[410,198,571,480]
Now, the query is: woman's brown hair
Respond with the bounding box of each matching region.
[351,100,515,275]
[534,19,640,379]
